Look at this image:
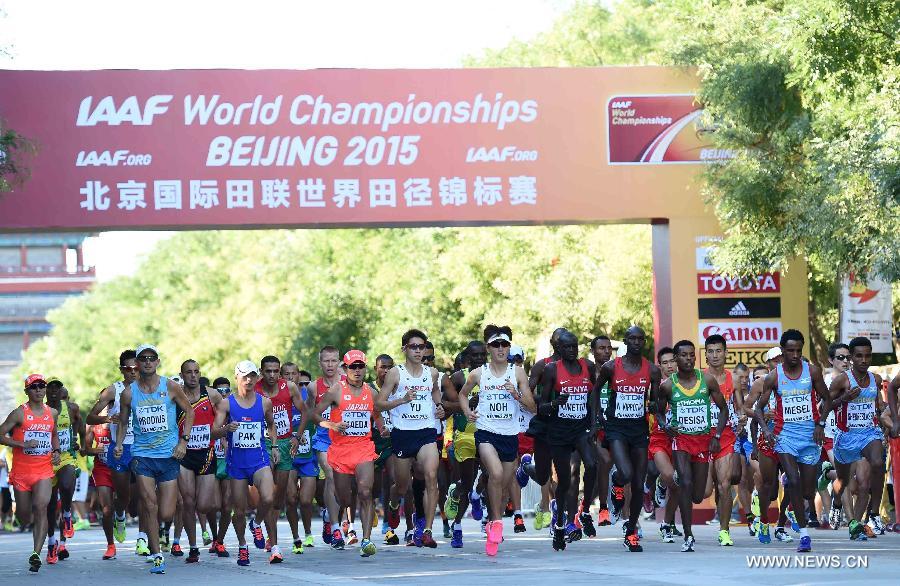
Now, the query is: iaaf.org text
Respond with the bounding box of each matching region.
[746,554,869,569]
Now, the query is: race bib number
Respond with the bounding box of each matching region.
[846,401,875,429]
[676,404,709,434]
[781,393,813,423]
[558,392,587,420]
[273,408,291,438]
[214,439,226,458]
[123,418,135,444]
[136,404,170,433]
[233,422,261,448]
[342,411,371,436]
[23,430,52,456]
[381,410,393,431]
[297,429,311,455]
[187,424,211,450]
[57,429,71,452]
[401,394,430,420]
[614,392,645,419]
[484,395,514,420]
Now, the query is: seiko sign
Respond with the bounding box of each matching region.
[698,321,782,347]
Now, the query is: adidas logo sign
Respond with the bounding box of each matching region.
[728,301,750,317]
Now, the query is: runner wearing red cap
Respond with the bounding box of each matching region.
[315,349,380,556]
[0,374,61,572]
[84,409,117,560]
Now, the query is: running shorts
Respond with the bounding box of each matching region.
[475,429,518,463]
[107,442,133,473]
[92,461,114,488]
[648,430,673,461]
[821,437,834,454]
[713,427,737,461]
[391,428,436,460]
[328,440,377,475]
[735,436,754,465]
[215,458,230,480]
[517,432,534,459]
[131,456,180,483]
[226,459,270,481]
[833,427,883,465]
[603,421,649,450]
[178,448,215,475]
[292,458,319,478]
[756,433,778,462]
[9,469,52,492]
[672,433,713,463]
[53,451,76,473]
[265,437,295,472]
[453,430,477,463]
[775,427,821,466]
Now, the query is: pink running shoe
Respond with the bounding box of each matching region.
[485,520,503,557]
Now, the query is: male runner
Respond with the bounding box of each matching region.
[458,325,535,555]
[311,346,344,545]
[369,355,399,543]
[588,335,615,528]
[114,344,195,574]
[85,350,143,550]
[829,336,886,541]
[208,376,234,557]
[754,330,831,553]
[282,364,318,553]
[374,328,445,548]
[595,326,661,552]
[533,330,595,550]
[84,409,117,560]
[647,346,682,542]
[44,379,83,562]
[656,340,728,552]
[212,360,278,567]
[254,355,309,561]
[703,334,744,546]
[0,374,60,572]
[176,359,224,563]
[316,350,380,556]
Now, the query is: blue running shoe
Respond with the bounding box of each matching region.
[470,494,483,521]
[565,522,582,543]
[758,523,771,544]
[796,535,811,552]
[413,514,425,547]
[786,510,800,533]
[451,528,463,548]
[150,555,166,574]
[550,499,558,528]
[516,454,532,488]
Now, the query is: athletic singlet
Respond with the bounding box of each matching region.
[773,362,818,435]
[227,393,267,467]
[453,368,479,435]
[293,385,316,461]
[178,388,216,450]
[373,382,394,432]
[12,403,55,471]
[476,363,520,436]
[255,378,294,439]
[130,376,178,458]
[389,364,435,431]
[836,370,879,432]
[55,400,75,454]
[108,381,134,445]
[707,369,737,429]
[91,423,112,465]
[329,381,375,443]
[607,357,651,422]
[313,377,335,445]
[553,359,592,424]
[670,370,711,435]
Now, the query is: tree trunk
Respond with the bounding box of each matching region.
[809,291,831,368]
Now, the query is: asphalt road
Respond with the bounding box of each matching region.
[1,516,896,585]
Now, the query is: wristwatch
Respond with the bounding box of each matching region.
[816,421,826,428]
[181,434,190,442]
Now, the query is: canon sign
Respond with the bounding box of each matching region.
[698,321,782,347]
[697,273,780,295]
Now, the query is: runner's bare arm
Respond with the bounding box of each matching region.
[316,384,346,433]
[440,371,461,415]
[70,402,85,451]
[168,381,195,440]
[430,367,445,420]
[288,381,310,444]
[810,364,832,423]
[514,365,536,414]
[458,368,482,422]
[212,398,235,438]
[537,362,560,418]
[0,408,24,447]
[85,385,116,425]
[707,374,728,438]
[114,389,132,450]
[657,379,674,437]
[373,367,414,412]
[528,359,546,394]
[755,372,777,443]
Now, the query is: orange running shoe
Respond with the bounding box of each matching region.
[62,516,75,539]
[46,542,59,564]
[597,508,612,526]
[103,544,117,560]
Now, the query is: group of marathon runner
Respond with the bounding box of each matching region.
[2,325,899,574]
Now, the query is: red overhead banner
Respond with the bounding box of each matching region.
[0,67,714,231]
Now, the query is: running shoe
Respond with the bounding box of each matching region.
[851,532,868,542]
[250,519,266,549]
[269,544,283,563]
[786,509,800,533]
[774,527,793,542]
[330,529,345,550]
[341,520,350,536]
[514,513,526,533]
[75,518,91,531]
[848,519,863,539]
[807,510,820,528]
[265,537,272,551]
[303,534,315,548]
[160,532,170,552]
[869,515,886,535]
[659,523,674,543]
[46,542,59,564]
[758,523,771,544]
[829,506,842,530]
[717,529,734,546]
[443,519,452,538]
[214,541,230,557]
[413,514,425,547]
[444,484,460,520]
[62,515,75,539]
[292,539,304,554]
[58,542,70,560]
[422,528,438,548]
[549,498,559,529]
[817,461,834,491]
[642,487,654,514]
[384,529,399,545]
[579,508,596,538]
[451,527,463,548]
[654,477,668,509]
[796,535,811,552]
[103,544,117,560]
[515,454,532,488]
[237,546,250,566]
[29,552,42,573]
[596,508,612,527]
[202,530,212,546]
[751,491,760,517]
[565,522,583,543]
[485,520,502,557]
[552,524,566,551]
[150,555,166,574]
[747,514,757,536]
[470,493,484,521]
[862,524,876,539]
[381,520,390,535]
[404,529,414,546]
[611,485,626,521]
[624,532,643,552]
[360,538,377,557]
[387,503,401,529]
[670,525,683,537]
[186,547,200,563]
[347,530,359,546]
[622,521,643,539]
[114,516,127,543]
[681,535,695,552]
[322,520,333,544]
[171,543,183,557]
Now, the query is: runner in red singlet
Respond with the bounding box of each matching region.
[647,346,681,543]
[310,345,344,546]
[84,411,116,560]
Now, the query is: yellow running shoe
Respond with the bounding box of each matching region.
[718,529,734,546]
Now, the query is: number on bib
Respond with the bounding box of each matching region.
[781,393,813,423]
[23,430,52,456]
[57,430,71,452]
[342,411,371,436]
[273,409,291,437]
[187,424,211,450]
[614,392,645,419]
[136,404,170,433]
[846,401,875,429]
[558,393,588,420]
[233,422,261,448]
